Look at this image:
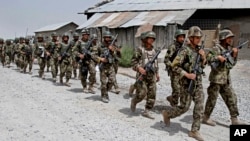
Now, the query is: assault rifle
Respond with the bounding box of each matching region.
[99,34,118,69]
[188,35,206,94]
[136,43,166,83]
[58,43,72,64]
[210,40,249,69]
[78,37,94,63]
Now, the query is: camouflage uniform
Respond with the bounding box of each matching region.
[19,38,33,73]
[47,32,59,82]
[71,32,80,79]
[110,38,121,94]
[4,39,13,67]
[164,29,186,106]
[34,34,47,79]
[130,31,159,119]
[13,38,20,68]
[73,29,91,92]
[203,29,245,126]
[57,34,72,86]
[0,38,5,67]
[98,31,117,103]
[162,26,206,141]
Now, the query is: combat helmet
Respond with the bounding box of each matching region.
[188,26,203,37]
[73,32,79,37]
[37,34,44,39]
[81,28,90,35]
[51,32,57,37]
[175,29,186,38]
[0,38,4,43]
[103,31,112,38]
[91,34,98,40]
[140,31,147,40]
[219,29,235,40]
[144,31,156,39]
[62,33,69,38]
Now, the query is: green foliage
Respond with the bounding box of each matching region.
[118,46,134,67]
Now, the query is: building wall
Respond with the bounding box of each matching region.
[34,24,78,42]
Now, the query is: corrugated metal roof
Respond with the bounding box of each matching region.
[77,9,195,29]
[84,0,250,13]
[35,21,78,32]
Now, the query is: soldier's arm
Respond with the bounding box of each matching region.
[131,47,142,72]
[164,44,175,67]
[171,48,188,78]
[206,46,220,65]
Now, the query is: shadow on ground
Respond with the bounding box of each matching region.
[151,121,189,136]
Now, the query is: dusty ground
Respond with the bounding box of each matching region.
[0,57,249,141]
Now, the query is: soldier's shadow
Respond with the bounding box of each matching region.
[85,95,101,102]
[67,88,84,93]
[151,121,189,136]
[118,107,142,118]
[179,114,193,124]
[31,75,41,78]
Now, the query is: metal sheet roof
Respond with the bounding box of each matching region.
[84,0,250,13]
[35,21,78,32]
[77,9,195,29]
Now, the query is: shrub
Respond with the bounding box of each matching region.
[118,46,134,67]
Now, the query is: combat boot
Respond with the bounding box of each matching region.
[53,77,57,83]
[141,109,155,119]
[130,97,137,112]
[188,131,204,141]
[111,87,120,94]
[83,87,88,93]
[231,117,247,125]
[162,110,170,126]
[88,85,95,94]
[64,79,71,87]
[42,73,45,79]
[166,96,177,107]
[101,97,109,103]
[202,115,216,126]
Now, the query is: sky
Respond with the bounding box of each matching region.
[0,0,101,39]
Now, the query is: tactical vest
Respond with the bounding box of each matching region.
[139,46,158,74]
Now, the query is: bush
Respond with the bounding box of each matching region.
[118,46,134,67]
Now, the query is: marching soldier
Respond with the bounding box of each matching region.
[164,29,186,106]
[13,38,20,68]
[47,32,59,82]
[97,30,117,103]
[4,39,13,68]
[57,33,73,87]
[130,31,160,119]
[18,37,26,72]
[202,28,246,126]
[73,29,91,92]
[162,26,206,141]
[109,35,121,94]
[34,34,47,79]
[19,37,33,74]
[71,32,80,79]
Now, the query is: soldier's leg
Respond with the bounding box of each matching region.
[50,58,56,81]
[59,63,66,83]
[72,60,77,79]
[19,56,25,72]
[80,64,88,92]
[39,58,46,79]
[88,62,96,94]
[220,84,239,118]
[23,56,28,73]
[100,70,109,103]
[28,58,33,74]
[204,83,220,118]
[191,84,204,132]
[130,81,147,112]
[107,67,116,92]
[64,63,72,87]
[5,54,10,67]
[46,59,50,72]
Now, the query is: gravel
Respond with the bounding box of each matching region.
[0,60,249,141]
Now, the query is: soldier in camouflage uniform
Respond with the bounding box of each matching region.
[128,31,147,97]
[57,33,72,87]
[0,38,5,67]
[130,31,160,119]
[71,32,80,79]
[202,29,246,126]
[73,29,91,92]
[46,32,59,82]
[13,38,20,68]
[34,34,47,79]
[109,35,121,94]
[4,39,13,68]
[162,26,206,141]
[164,29,186,106]
[97,30,118,103]
[87,34,100,94]
[19,37,33,73]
